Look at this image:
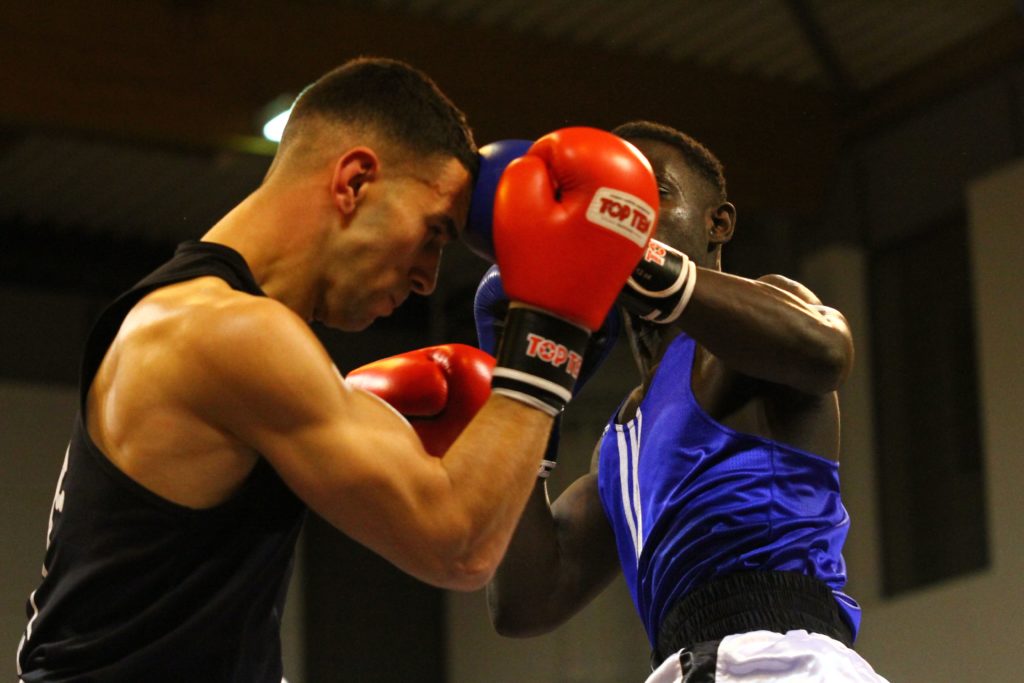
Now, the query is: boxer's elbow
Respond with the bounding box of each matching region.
[780,317,854,395]
[488,573,567,637]
[489,595,562,637]
[444,553,498,592]
[489,603,536,637]
[801,327,854,394]
[408,549,496,592]
[417,522,502,591]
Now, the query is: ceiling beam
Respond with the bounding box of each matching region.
[782,0,859,105]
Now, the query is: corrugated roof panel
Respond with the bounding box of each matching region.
[713,3,811,79]
[352,0,1013,94]
[636,2,723,57]
[668,1,780,62]
[703,1,790,63]
[539,0,622,41]
[576,0,664,45]
[472,0,532,26]
[602,1,695,52]
[506,0,579,33]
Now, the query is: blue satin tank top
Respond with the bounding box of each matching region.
[596,333,861,647]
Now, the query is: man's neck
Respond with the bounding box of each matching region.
[201,186,325,321]
[627,320,684,392]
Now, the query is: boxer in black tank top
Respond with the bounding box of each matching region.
[18,243,306,682]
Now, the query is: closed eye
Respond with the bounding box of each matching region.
[428,225,448,248]
[427,216,457,246]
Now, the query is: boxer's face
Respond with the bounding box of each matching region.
[320,156,471,331]
[626,137,729,269]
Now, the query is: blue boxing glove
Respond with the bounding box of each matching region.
[473,264,621,392]
[464,139,534,261]
[474,264,621,477]
[473,265,508,357]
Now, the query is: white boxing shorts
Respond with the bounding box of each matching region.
[645,629,889,683]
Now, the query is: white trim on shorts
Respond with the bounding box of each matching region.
[645,630,890,683]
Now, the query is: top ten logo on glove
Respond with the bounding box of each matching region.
[585,187,655,246]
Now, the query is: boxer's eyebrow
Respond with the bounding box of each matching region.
[439,215,458,240]
[427,213,458,241]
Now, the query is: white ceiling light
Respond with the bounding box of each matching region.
[259,93,296,143]
[262,108,291,143]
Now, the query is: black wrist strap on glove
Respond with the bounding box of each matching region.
[492,307,590,417]
[619,239,697,324]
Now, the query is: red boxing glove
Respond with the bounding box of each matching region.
[489,127,658,415]
[346,344,495,457]
[494,127,658,331]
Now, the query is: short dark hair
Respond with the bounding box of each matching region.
[285,57,478,175]
[612,120,726,203]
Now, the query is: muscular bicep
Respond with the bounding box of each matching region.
[548,438,620,605]
[683,270,854,395]
[189,301,457,565]
[490,469,621,636]
[756,274,853,358]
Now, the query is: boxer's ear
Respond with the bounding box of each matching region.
[709,202,735,245]
[332,147,379,215]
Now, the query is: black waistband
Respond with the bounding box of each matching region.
[653,571,853,663]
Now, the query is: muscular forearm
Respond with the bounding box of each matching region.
[418,396,553,591]
[487,471,620,635]
[679,269,853,394]
[306,391,553,593]
[486,483,566,635]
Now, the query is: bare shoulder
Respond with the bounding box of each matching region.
[131,277,313,363]
[123,277,335,425]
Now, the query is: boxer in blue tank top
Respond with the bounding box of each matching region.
[483,121,888,681]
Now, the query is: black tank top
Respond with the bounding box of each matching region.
[17,241,307,682]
